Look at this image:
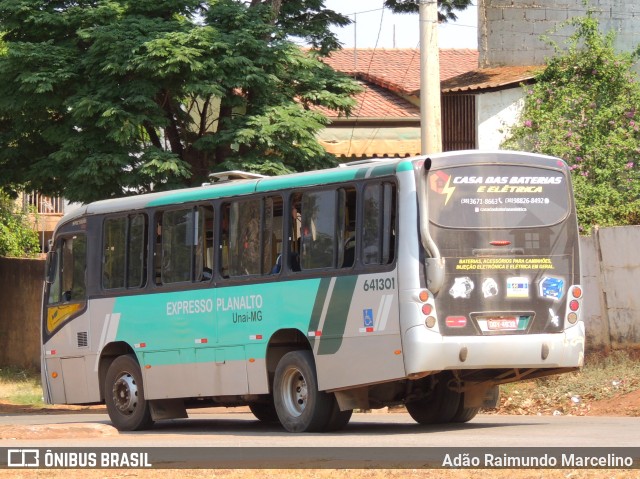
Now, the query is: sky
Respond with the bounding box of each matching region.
[321,0,478,50]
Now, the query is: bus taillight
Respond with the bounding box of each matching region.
[567,286,582,324]
[419,290,437,328]
[489,240,511,246]
[446,316,467,328]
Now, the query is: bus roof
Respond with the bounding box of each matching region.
[58,156,416,225]
[55,150,568,227]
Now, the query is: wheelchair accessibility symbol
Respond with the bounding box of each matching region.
[363,309,374,327]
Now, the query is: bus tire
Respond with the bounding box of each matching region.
[273,350,333,433]
[104,354,153,431]
[324,400,353,431]
[405,372,461,425]
[249,398,280,423]
[451,399,480,423]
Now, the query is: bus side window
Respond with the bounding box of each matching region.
[300,190,335,270]
[363,182,396,266]
[200,206,215,281]
[295,186,356,271]
[156,205,214,284]
[48,235,87,304]
[103,214,147,290]
[222,196,282,277]
[340,187,357,268]
[264,196,283,275]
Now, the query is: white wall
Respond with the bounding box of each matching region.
[476,88,525,149]
[580,226,640,350]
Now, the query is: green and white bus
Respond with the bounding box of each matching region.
[41,150,584,432]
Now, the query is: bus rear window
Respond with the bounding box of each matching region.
[427,165,570,229]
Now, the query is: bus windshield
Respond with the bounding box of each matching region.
[427,165,569,229]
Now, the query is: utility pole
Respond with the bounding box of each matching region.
[419,0,442,154]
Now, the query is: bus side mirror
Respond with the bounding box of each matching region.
[45,251,57,284]
[425,256,445,294]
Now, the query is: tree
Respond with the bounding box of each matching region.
[502,13,640,229]
[0,194,40,257]
[384,0,474,22]
[0,0,360,203]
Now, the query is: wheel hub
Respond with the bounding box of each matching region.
[282,369,308,417]
[112,373,138,415]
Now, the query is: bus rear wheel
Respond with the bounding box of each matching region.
[451,402,480,423]
[273,350,334,432]
[104,354,153,431]
[405,372,461,425]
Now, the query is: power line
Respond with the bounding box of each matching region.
[347,2,387,157]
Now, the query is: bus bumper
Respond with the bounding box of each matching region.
[403,321,585,377]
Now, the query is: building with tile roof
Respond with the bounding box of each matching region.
[317,46,551,157]
[317,48,480,158]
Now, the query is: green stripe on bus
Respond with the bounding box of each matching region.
[317,275,358,355]
[307,277,332,340]
[147,183,258,206]
[396,159,415,172]
[370,163,398,177]
[256,170,360,192]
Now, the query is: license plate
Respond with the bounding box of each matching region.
[487,317,518,330]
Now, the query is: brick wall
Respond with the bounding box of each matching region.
[479,0,639,71]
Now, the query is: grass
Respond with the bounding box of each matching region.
[0,366,44,406]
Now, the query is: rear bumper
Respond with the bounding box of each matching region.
[403,321,585,376]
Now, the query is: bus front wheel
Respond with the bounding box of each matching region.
[104,354,154,431]
[249,397,280,423]
[273,350,334,432]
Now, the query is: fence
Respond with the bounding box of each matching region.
[0,257,45,369]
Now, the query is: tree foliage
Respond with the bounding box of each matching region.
[502,13,640,229]
[0,0,360,203]
[384,0,474,22]
[0,194,40,257]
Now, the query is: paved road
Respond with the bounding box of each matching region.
[2,411,639,448]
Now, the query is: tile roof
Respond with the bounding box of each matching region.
[322,48,479,96]
[319,48,479,120]
[314,81,420,120]
[441,65,543,93]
